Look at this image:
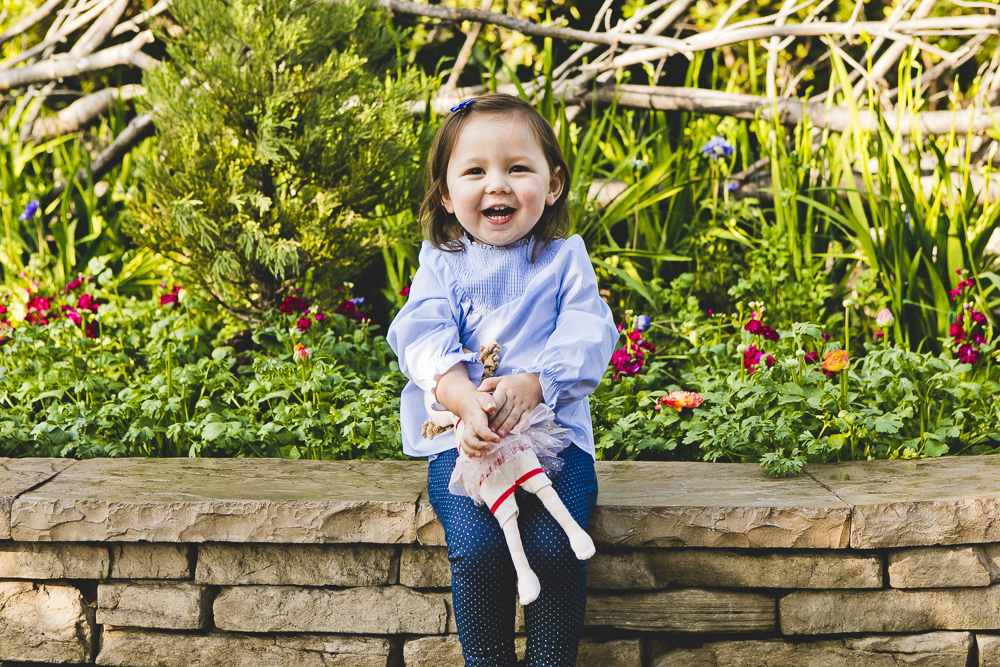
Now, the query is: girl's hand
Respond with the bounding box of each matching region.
[478,373,543,437]
[457,391,501,458]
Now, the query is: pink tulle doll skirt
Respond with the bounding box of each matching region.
[449,403,572,504]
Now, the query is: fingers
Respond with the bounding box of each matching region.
[490,401,513,432]
[478,376,502,392]
[497,408,522,438]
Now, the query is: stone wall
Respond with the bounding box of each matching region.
[4,456,1000,665]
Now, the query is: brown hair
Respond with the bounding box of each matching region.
[418,93,571,260]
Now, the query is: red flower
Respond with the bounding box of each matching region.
[743,345,762,372]
[627,330,642,342]
[761,326,779,342]
[61,306,81,327]
[160,293,177,307]
[77,294,99,313]
[335,299,364,321]
[949,322,965,341]
[803,351,819,364]
[24,312,48,326]
[85,321,98,339]
[958,343,979,364]
[281,296,309,314]
[950,288,963,301]
[744,319,763,335]
[766,355,775,367]
[971,310,988,325]
[26,296,50,313]
[297,316,312,332]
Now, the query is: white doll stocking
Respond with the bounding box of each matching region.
[501,512,541,605]
[535,485,596,559]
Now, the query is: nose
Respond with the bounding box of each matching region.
[485,171,511,194]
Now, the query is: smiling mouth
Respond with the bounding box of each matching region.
[482,205,516,222]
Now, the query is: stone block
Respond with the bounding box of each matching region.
[400,545,450,588]
[97,581,211,629]
[586,589,775,632]
[0,581,93,663]
[403,635,640,667]
[0,458,75,539]
[588,549,881,589]
[110,543,192,579]
[781,586,1000,634]
[214,585,448,634]
[96,628,392,667]
[592,461,850,549]
[11,458,424,543]
[196,543,396,586]
[807,457,1000,548]
[0,541,108,579]
[652,632,972,667]
[416,495,446,546]
[889,546,992,588]
[979,634,1000,666]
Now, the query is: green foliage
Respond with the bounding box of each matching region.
[127,0,423,315]
[0,278,403,460]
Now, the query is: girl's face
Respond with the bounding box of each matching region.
[441,114,564,247]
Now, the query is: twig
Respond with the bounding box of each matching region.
[29,84,145,139]
[441,0,492,95]
[0,0,115,72]
[112,0,172,36]
[70,0,128,57]
[0,0,65,48]
[0,30,153,90]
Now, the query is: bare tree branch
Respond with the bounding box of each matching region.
[29,84,144,138]
[0,30,153,91]
[112,0,172,37]
[441,0,492,95]
[0,0,65,48]
[0,0,115,72]
[48,111,154,200]
[70,0,128,57]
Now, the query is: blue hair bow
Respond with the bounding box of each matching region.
[450,98,474,113]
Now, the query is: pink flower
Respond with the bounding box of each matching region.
[63,278,81,294]
[875,308,894,328]
[660,391,704,412]
[611,348,644,378]
[958,343,979,364]
[26,296,50,313]
[822,350,849,374]
[627,330,642,342]
[743,345,762,372]
[744,319,763,335]
[971,310,988,325]
[293,343,309,362]
[950,288,963,301]
[972,333,986,344]
[314,312,326,323]
[77,294,99,313]
[399,286,411,297]
[761,326,779,342]
[950,322,965,341]
[297,316,312,332]
[803,351,819,364]
[61,306,81,327]
[280,296,309,314]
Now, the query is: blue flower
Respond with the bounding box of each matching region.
[701,137,734,161]
[904,213,911,230]
[350,297,364,305]
[18,200,39,221]
[634,314,651,333]
[727,181,740,192]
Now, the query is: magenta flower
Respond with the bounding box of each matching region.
[78,293,99,313]
[85,321,98,339]
[958,343,979,364]
[803,351,819,364]
[744,319,763,335]
[743,345,762,372]
[399,286,411,297]
[61,306,81,327]
[280,296,309,314]
[297,316,312,332]
[971,310,988,325]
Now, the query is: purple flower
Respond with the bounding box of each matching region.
[727,181,740,192]
[904,213,911,230]
[701,137,734,161]
[18,200,39,221]
[634,315,651,333]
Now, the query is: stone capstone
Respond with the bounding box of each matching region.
[10,458,425,543]
[978,634,1000,667]
[402,635,641,667]
[0,541,108,579]
[96,628,392,667]
[588,548,881,589]
[586,589,776,632]
[780,586,1000,634]
[196,543,396,586]
[592,461,850,549]
[97,581,212,629]
[109,543,192,579]
[399,545,450,588]
[0,581,93,663]
[213,585,448,634]
[0,458,75,539]
[807,457,1000,548]
[652,632,972,667]
[888,546,995,588]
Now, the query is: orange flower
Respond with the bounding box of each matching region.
[822,349,849,373]
[659,391,704,412]
[293,343,309,362]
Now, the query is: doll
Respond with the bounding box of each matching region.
[422,343,596,605]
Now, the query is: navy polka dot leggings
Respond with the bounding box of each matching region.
[427,443,598,667]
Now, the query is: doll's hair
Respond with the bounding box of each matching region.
[419,93,571,260]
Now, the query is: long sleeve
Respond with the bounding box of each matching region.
[522,237,617,407]
[387,247,483,393]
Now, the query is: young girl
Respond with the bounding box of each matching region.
[387,93,617,667]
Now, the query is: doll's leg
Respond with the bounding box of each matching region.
[499,508,541,605]
[534,485,595,559]
[427,449,519,667]
[518,444,598,667]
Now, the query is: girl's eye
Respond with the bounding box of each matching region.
[510,165,529,173]
[466,167,484,175]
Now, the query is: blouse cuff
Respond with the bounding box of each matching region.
[430,351,484,397]
[534,366,563,409]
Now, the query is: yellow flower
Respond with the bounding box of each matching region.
[822,349,849,373]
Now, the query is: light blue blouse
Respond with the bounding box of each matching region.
[387,234,618,459]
